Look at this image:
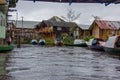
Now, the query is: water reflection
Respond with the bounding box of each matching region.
[4,46,120,80]
[0,53,10,80]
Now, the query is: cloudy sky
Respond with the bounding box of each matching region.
[9,0,120,25]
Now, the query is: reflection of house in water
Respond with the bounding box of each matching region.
[35,16,77,40]
[15,21,39,41]
[89,20,120,39]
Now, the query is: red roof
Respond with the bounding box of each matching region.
[94,20,120,30]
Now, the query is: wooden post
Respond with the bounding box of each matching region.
[17,35,21,48]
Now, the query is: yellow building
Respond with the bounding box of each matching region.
[90,20,120,39]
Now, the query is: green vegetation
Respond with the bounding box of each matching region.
[62,37,74,44]
[82,36,94,41]
[45,39,54,46]
[21,39,31,44]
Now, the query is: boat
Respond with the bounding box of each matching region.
[103,35,120,54]
[38,39,46,46]
[0,45,14,52]
[54,39,63,46]
[31,39,38,45]
[86,38,105,51]
[64,39,87,47]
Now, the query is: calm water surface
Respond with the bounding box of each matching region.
[5,45,120,80]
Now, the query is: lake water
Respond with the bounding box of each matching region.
[1,45,120,80]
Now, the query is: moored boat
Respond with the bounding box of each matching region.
[38,39,46,46]
[64,39,87,47]
[103,35,120,54]
[0,45,14,52]
[54,39,63,46]
[31,39,38,45]
[86,38,105,51]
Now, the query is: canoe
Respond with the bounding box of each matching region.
[0,45,14,52]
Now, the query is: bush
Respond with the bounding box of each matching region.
[82,36,94,41]
[45,39,54,46]
[63,37,74,44]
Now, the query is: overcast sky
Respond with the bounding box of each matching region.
[9,0,120,25]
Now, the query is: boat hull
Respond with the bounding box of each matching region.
[64,43,87,47]
[104,47,120,55]
[87,45,104,51]
[0,45,14,52]
[31,42,38,45]
[39,41,45,45]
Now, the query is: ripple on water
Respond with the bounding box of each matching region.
[5,46,120,80]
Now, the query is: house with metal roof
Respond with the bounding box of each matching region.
[15,21,39,40]
[35,16,77,40]
[89,19,120,39]
[76,24,91,39]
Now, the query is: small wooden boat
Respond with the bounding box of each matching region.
[86,38,105,51]
[0,45,14,52]
[64,39,87,47]
[38,39,46,46]
[103,35,120,54]
[54,39,63,46]
[31,39,38,45]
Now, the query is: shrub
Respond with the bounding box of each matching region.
[82,36,94,41]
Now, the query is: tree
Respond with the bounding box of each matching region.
[92,15,101,20]
[61,8,81,22]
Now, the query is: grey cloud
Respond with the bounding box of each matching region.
[10,1,120,25]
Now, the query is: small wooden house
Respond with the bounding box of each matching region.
[35,16,77,40]
[15,21,39,41]
[76,24,91,38]
[90,20,120,39]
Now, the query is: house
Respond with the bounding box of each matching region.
[76,24,91,38]
[35,16,77,40]
[0,0,7,5]
[89,19,120,39]
[15,21,39,41]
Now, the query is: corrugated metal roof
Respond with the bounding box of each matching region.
[16,21,39,28]
[0,0,6,5]
[95,20,120,30]
[77,24,90,30]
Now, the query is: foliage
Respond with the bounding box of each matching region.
[45,39,54,46]
[82,36,94,41]
[21,39,31,44]
[62,37,74,44]
[92,15,101,20]
[61,33,68,39]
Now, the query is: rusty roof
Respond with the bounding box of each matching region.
[0,0,7,5]
[94,20,120,30]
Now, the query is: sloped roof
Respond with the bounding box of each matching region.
[0,0,6,5]
[41,16,77,27]
[16,21,39,28]
[93,20,120,30]
[77,24,90,30]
